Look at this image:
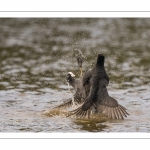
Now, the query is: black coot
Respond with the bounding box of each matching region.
[69,54,129,119]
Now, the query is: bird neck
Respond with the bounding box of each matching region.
[96,64,105,70]
[96,60,104,67]
[96,54,105,67]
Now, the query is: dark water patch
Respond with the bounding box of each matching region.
[74,116,107,132]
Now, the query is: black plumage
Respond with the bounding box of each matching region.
[66,72,86,104]
[51,51,86,110]
[51,72,86,110]
[69,54,129,119]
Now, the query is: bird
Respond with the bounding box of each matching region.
[51,51,86,110]
[51,72,87,110]
[69,54,129,119]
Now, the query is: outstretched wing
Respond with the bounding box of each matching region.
[97,96,129,119]
[68,96,129,119]
[51,98,73,110]
[67,104,93,118]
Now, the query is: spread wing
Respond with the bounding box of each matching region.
[67,104,93,118]
[51,98,73,110]
[68,96,129,119]
[97,96,129,119]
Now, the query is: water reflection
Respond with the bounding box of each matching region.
[74,115,107,132]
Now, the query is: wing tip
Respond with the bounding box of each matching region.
[100,104,129,120]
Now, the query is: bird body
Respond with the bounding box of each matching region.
[70,54,129,119]
[51,52,129,120]
[81,54,109,111]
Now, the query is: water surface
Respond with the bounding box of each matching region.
[0,18,150,132]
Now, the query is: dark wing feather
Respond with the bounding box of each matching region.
[51,98,73,110]
[97,96,129,119]
[67,103,93,118]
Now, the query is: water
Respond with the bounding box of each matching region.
[0,18,150,132]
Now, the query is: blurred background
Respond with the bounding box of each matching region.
[0,18,150,91]
[0,18,150,132]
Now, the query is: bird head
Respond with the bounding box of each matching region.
[66,72,75,82]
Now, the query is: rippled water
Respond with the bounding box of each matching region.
[0,18,150,132]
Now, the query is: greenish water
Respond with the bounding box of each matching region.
[0,18,150,132]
